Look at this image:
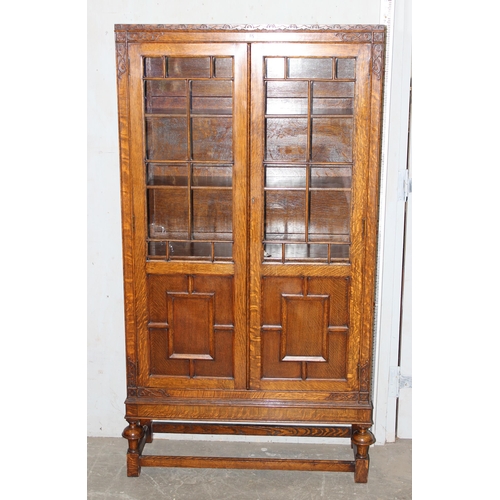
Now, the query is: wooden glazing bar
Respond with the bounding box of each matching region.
[264,114,352,119]
[139,455,356,472]
[143,159,234,164]
[152,422,352,437]
[264,160,352,165]
[263,239,349,245]
[143,77,234,81]
[146,187,232,191]
[145,114,234,119]
[186,82,193,239]
[264,79,354,83]
[305,80,312,244]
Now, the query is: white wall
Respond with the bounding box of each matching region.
[87,0,382,437]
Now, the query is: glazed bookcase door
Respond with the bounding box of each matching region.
[249,43,372,392]
[127,43,248,390]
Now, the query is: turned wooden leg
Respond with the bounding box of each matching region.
[351,425,376,483]
[122,420,144,477]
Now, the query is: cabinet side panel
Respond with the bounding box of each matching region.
[359,41,385,400]
[115,38,138,390]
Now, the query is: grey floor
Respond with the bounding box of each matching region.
[88,436,411,499]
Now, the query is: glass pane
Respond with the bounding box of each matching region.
[145,80,187,114]
[147,164,188,186]
[214,57,233,78]
[146,117,188,160]
[288,58,333,79]
[192,190,232,239]
[265,191,305,240]
[266,81,308,115]
[266,118,308,161]
[309,190,351,238]
[265,166,306,188]
[313,81,354,98]
[148,188,189,239]
[192,80,232,96]
[167,57,210,78]
[285,244,328,261]
[193,165,232,187]
[192,117,232,161]
[144,57,164,77]
[169,241,212,259]
[336,58,356,79]
[214,242,233,260]
[263,244,282,260]
[266,58,285,78]
[330,244,350,261]
[191,81,232,115]
[312,98,353,115]
[148,241,167,259]
[267,98,308,115]
[267,81,308,97]
[192,97,232,115]
[311,118,353,162]
[310,166,352,189]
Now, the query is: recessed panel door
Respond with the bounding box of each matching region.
[249,43,372,393]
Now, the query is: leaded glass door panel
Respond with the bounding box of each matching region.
[249,43,373,392]
[127,42,248,390]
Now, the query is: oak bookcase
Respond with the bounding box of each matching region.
[115,24,385,482]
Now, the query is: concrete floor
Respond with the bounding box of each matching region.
[88,436,411,499]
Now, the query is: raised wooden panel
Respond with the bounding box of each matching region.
[167,293,215,360]
[147,274,234,380]
[259,276,350,384]
[262,330,302,379]
[307,276,350,326]
[307,331,347,380]
[150,328,190,376]
[261,276,302,326]
[281,294,329,361]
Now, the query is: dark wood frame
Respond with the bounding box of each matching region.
[115,23,385,483]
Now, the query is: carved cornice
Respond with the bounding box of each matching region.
[115,23,386,32]
[115,23,385,46]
